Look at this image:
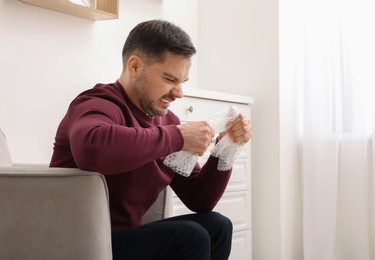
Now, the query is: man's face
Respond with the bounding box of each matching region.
[133,52,191,116]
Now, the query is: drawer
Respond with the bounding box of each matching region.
[197,157,251,192]
[227,158,251,192]
[230,229,252,260]
[170,190,251,232]
[169,96,251,123]
[213,190,251,232]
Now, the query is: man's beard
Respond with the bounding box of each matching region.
[134,72,168,117]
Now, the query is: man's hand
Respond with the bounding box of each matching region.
[176,121,215,156]
[218,113,252,143]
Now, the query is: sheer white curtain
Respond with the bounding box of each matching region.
[283,0,375,259]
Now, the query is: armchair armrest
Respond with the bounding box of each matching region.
[0,166,112,260]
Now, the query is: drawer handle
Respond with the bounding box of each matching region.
[186,106,194,113]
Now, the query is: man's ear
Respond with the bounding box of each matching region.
[127,55,143,78]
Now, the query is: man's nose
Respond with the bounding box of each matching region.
[171,84,183,98]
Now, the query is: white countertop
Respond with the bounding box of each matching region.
[183,87,254,105]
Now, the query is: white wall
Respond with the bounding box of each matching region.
[198,0,303,259]
[0,0,198,163]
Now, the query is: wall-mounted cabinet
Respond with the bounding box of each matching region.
[20,0,118,20]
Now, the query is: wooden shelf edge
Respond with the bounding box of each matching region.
[21,0,118,21]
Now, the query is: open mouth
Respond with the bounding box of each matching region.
[160,98,173,108]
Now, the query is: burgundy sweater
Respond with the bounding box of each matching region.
[50,81,231,231]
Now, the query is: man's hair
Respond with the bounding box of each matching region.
[122,20,196,65]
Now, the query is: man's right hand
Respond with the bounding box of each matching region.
[176,121,215,156]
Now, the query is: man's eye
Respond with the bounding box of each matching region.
[166,78,175,83]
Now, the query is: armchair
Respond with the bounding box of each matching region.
[0,129,169,260]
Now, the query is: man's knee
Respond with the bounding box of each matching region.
[175,221,211,259]
[205,211,233,234]
[178,220,211,243]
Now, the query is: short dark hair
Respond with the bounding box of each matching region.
[122,20,196,65]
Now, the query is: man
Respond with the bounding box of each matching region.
[50,20,252,260]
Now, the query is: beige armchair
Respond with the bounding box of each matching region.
[0,129,168,260]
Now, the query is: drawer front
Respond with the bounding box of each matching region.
[213,190,251,232]
[227,158,251,192]
[197,157,251,192]
[169,96,251,123]
[171,190,251,232]
[230,229,252,260]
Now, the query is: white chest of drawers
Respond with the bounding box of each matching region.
[167,88,253,260]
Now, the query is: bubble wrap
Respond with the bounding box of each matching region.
[163,106,244,176]
[211,134,243,171]
[163,151,199,177]
[210,107,244,171]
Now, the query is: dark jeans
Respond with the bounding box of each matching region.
[111,211,233,260]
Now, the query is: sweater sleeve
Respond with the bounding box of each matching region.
[67,98,183,175]
[170,156,232,212]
